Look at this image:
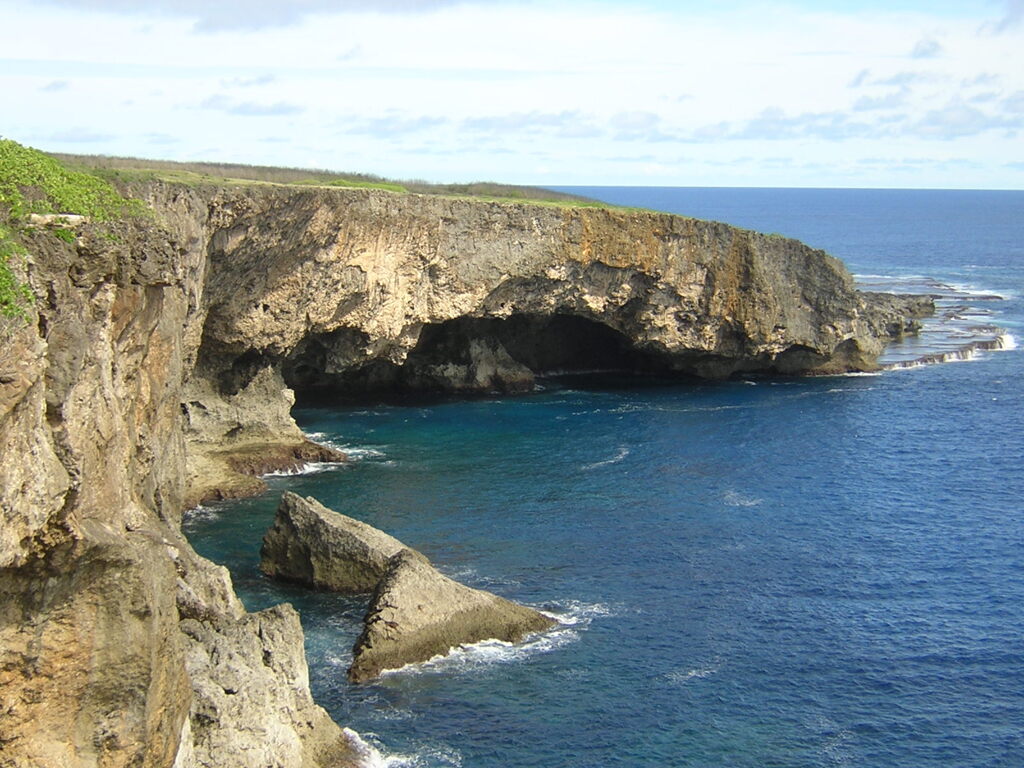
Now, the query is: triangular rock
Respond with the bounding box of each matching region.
[348,549,556,683]
[260,492,422,593]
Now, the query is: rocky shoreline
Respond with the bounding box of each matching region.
[1,168,930,766]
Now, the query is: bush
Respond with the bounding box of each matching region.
[0,225,33,320]
[0,138,146,220]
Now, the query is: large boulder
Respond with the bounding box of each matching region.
[348,549,557,683]
[260,492,416,593]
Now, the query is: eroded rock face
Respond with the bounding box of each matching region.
[179,604,360,768]
[125,183,931,471]
[261,492,419,593]
[349,549,556,683]
[123,182,931,499]
[0,216,357,767]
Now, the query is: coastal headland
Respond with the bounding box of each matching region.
[0,145,929,767]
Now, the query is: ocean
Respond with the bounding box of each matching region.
[185,187,1024,767]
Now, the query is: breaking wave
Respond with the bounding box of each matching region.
[581,446,630,470]
[345,728,462,768]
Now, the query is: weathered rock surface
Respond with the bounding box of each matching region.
[348,549,557,683]
[179,604,360,768]
[0,215,357,767]
[261,491,418,593]
[123,182,931,499]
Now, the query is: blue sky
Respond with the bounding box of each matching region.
[3,0,1023,188]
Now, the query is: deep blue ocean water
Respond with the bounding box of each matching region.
[185,188,1024,768]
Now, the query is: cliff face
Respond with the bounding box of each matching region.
[132,183,921,502]
[0,216,357,767]
[1,179,925,766]
[180,185,909,383]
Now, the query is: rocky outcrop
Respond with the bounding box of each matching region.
[859,291,934,338]
[261,494,552,683]
[127,182,929,500]
[180,604,359,768]
[261,492,417,593]
[0,215,357,766]
[349,549,556,683]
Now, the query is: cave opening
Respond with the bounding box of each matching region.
[284,313,686,404]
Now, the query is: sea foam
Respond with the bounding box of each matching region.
[581,446,630,470]
[344,727,461,768]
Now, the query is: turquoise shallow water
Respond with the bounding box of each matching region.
[186,188,1024,767]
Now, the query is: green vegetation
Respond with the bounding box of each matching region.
[1,139,146,220]
[52,152,604,207]
[0,225,33,320]
[0,138,152,326]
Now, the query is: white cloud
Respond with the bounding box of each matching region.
[39,80,70,92]
[2,1,1023,187]
[200,94,304,116]
[910,37,943,59]
[29,0,463,30]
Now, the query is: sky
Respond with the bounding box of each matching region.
[3,0,1023,188]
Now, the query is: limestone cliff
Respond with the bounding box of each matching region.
[0,215,358,767]
[127,182,924,501]
[1,173,926,767]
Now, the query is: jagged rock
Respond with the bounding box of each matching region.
[860,291,935,338]
[178,604,361,768]
[261,492,420,593]
[348,549,557,683]
[0,213,357,767]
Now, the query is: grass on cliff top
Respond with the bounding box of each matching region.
[0,138,150,323]
[51,152,607,208]
[0,139,146,220]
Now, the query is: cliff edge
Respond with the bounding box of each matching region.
[134,182,923,502]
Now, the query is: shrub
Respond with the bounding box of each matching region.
[0,138,146,220]
[0,225,33,320]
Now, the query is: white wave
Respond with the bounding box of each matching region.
[944,282,1008,299]
[544,599,617,624]
[663,660,720,685]
[263,461,345,477]
[723,490,763,508]
[882,338,1017,371]
[581,446,630,471]
[344,728,459,768]
[182,504,219,524]
[304,431,390,460]
[853,273,929,281]
[340,445,389,461]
